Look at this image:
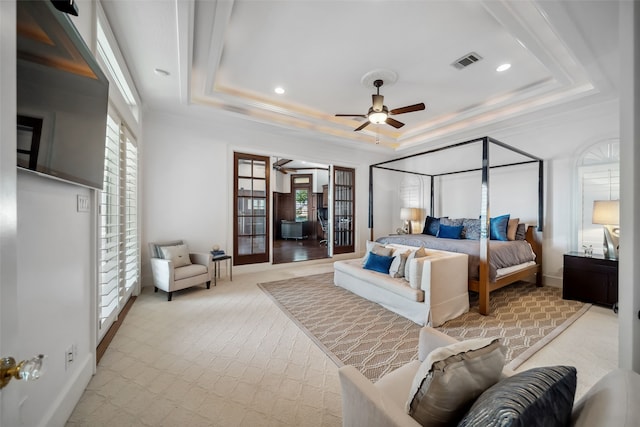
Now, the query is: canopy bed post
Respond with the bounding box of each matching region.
[479,137,491,315]
[430,176,434,217]
[369,165,374,241]
[538,159,544,231]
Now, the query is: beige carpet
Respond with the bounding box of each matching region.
[258,273,589,382]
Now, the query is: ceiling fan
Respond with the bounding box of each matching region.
[335,79,426,132]
[273,158,297,174]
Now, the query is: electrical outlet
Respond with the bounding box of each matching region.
[65,345,74,370]
[77,194,90,212]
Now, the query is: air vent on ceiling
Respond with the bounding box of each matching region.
[451,52,483,70]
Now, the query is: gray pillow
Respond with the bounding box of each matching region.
[457,365,577,427]
[160,244,192,268]
[406,338,506,427]
[515,223,527,240]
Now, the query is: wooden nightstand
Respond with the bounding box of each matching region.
[563,251,618,307]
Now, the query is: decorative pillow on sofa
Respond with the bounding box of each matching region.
[422,216,444,236]
[363,252,395,274]
[507,217,520,241]
[457,365,577,427]
[406,338,506,427]
[404,247,428,279]
[462,218,481,240]
[490,214,510,241]
[160,244,192,268]
[437,224,463,239]
[389,249,411,278]
[362,241,393,265]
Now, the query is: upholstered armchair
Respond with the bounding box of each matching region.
[148,240,212,301]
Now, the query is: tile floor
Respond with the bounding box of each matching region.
[67,262,618,426]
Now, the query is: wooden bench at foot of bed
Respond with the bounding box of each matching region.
[470,225,543,315]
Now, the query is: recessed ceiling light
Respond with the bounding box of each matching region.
[154,68,170,76]
[496,63,511,72]
[274,87,285,95]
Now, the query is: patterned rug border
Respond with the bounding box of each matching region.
[258,272,592,375]
[506,302,591,370]
[258,279,345,369]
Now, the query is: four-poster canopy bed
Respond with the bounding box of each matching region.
[368,136,544,315]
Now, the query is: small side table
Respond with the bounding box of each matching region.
[211,254,232,286]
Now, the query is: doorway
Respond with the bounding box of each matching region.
[272,159,330,264]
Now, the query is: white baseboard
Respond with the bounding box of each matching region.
[544,274,563,288]
[40,353,94,427]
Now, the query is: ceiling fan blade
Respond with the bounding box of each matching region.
[336,114,367,118]
[372,94,384,112]
[385,117,405,129]
[354,121,371,131]
[390,103,426,115]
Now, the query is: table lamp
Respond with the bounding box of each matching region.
[400,208,420,234]
[592,200,619,259]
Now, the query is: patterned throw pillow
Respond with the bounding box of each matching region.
[422,216,442,236]
[406,338,506,426]
[462,218,481,240]
[458,366,577,427]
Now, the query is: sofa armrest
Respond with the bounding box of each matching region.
[571,369,640,427]
[150,258,174,291]
[338,366,421,427]
[189,252,212,267]
[418,327,459,361]
[419,253,468,293]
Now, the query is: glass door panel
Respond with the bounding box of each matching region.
[333,166,355,254]
[234,153,270,265]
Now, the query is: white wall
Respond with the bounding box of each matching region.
[141,109,389,282]
[16,172,95,427]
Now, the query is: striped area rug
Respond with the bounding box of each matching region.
[258,272,589,382]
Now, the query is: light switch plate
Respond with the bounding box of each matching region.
[77,195,90,212]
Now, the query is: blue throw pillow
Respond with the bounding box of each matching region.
[422,216,441,236]
[490,214,510,241]
[363,252,395,274]
[437,224,463,239]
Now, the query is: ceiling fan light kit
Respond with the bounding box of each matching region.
[336,77,426,132]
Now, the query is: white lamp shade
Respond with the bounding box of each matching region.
[592,200,619,225]
[369,111,388,124]
[400,208,420,221]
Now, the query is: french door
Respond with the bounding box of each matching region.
[333,166,355,254]
[234,152,270,265]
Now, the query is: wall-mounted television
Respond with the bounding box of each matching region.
[17,0,109,190]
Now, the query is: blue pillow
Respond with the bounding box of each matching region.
[490,214,510,241]
[422,216,441,236]
[437,224,463,239]
[363,252,395,274]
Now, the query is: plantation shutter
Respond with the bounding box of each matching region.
[98,111,139,343]
[99,113,121,340]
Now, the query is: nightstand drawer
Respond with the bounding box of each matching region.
[563,253,618,306]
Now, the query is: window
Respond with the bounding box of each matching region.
[98,111,139,342]
[575,140,619,254]
[96,4,141,347]
[234,153,270,265]
[292,174,312,222]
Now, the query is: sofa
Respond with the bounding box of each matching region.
[334,244,469,327]
[339,327,640,427]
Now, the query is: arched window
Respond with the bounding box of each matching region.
[574,140,619,254]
